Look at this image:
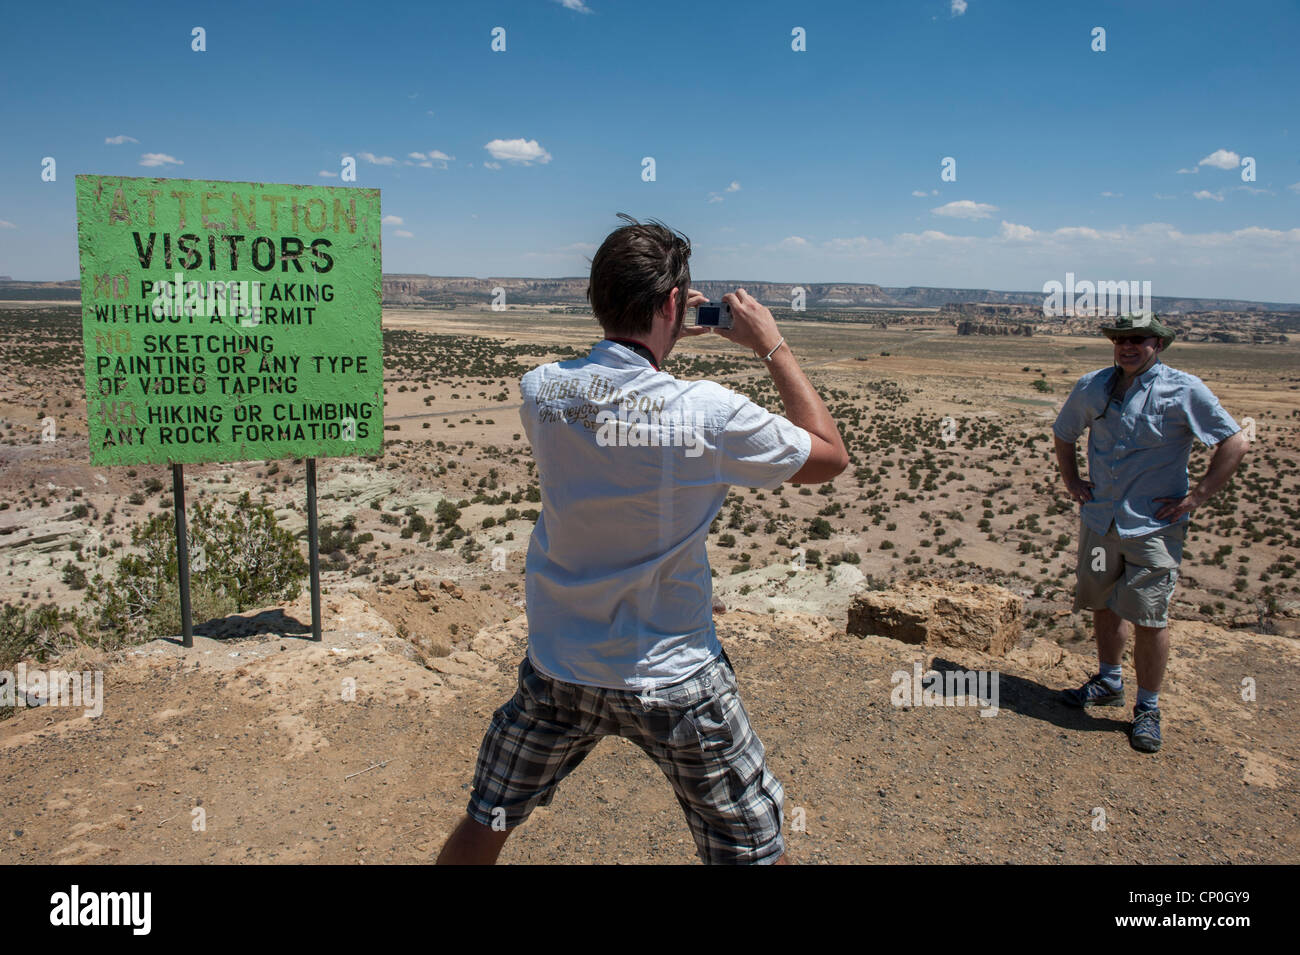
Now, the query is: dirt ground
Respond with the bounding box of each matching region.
[1,303,1297,864]
[1,594,1295,865]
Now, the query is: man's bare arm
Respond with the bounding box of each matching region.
[712,288,848,483]
[1154,429,1249,522]
[1054,435,1094,503]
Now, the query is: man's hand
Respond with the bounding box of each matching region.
[674,288,713,342]
[712,288,783,356]
[1154,431,1249,523]
[1154,492,1203,523]
[1054,436,1093,505]
[1065,476,1095,505]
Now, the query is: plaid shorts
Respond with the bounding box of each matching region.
[466,648,786,865]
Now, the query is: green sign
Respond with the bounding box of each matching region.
[76,175,383,466]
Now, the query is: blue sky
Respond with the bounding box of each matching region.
[2,0,1298,302]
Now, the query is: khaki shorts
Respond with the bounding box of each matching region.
[1073,520,1187,628]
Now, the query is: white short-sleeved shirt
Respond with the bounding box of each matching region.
[519,339,812,690]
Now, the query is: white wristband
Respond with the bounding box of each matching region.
[761,337,785,362]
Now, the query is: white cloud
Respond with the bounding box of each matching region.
[0,220,16,229]
[779,236,810,250]
[394,230,414,238]
[318,170,339,178]
[1054,226,1103,240]
[483,161,501,170]
[484,138,552,164]
[359,152,398,166]
[406,149,453,169]
[729,220,1300,301]
[421,149,453,169]
[1198,148,1240,170]
[104,135,138,145]
[725,181,741,192]
[554,0,593,12]
[1153,193,1175,199]
[1193,190,1224,201]
[779,221,1299,267]
[951,0,968,15]
[932,199,997,219]
[821,236,887,254]
[1236,185,1272,196]
[139,153,182,167]
[1100,191,1122,198]
[382,215,404,225]
[523,241,597,261]
[911,190,929,197]
[1287,182,1300,194]
[900,229,969,243]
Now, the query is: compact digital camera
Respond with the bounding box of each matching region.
[693,302,733,329]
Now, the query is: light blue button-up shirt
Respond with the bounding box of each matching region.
[519,340,811,690]
[1053,360,1240,538]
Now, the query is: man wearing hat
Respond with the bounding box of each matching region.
[1052,313,1248,753]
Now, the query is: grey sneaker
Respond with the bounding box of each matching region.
[1061,673,1125,708]
[1130,707,1162,753]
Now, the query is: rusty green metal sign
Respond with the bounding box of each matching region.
[75,175,383,465]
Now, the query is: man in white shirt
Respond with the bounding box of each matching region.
[436,214,849,864]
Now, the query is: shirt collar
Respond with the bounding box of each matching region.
[1109,357,1163,391]
[594,338,659,371]
[1134,358,1164,388]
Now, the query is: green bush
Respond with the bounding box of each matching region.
[436,499,461,527]
[87,492,307,644]
[61,561,88,590]
[0,602,83,673]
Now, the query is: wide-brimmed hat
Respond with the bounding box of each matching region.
[1100,313,1175,349]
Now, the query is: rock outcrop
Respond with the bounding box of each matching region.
[847,579,1023,656]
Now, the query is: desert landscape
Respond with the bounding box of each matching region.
[1,296,1296,864]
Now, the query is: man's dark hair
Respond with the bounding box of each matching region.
[587,213,691,338]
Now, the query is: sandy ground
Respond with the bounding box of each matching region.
[1,595,1295,864]
[1,302,1297,863]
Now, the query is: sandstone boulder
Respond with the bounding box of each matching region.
[847,579,1023,657]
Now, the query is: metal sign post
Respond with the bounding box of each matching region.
[306,458,322,641]
[172,463,194,648]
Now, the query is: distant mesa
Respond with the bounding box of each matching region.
[2,277,1295,342]
[375,277,1300,320]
